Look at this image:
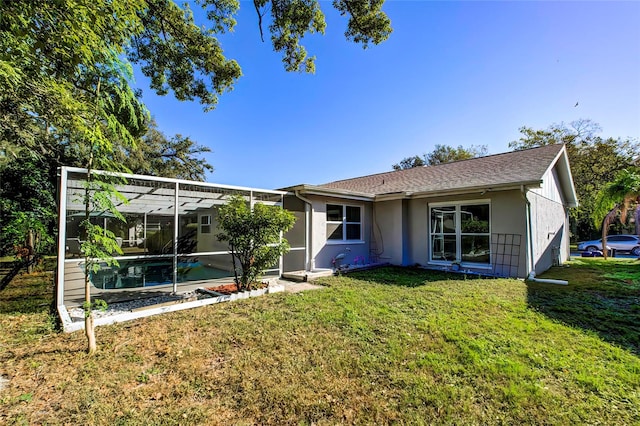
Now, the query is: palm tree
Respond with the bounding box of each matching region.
[593,168,640,259]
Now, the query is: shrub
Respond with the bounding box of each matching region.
[217,195,295,290]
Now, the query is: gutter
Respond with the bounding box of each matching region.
[521,185,534,278]
[409,181,543,200]
[287,185,375,202]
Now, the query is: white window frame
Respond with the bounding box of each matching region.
[200,214,212,234]
[428,200,491,268]
[326,204,364,244]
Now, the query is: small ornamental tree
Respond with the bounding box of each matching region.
[78,73,134,354]
[80,173,127,353]
[217,195,295,291]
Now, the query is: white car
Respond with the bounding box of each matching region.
[577,235,640,256]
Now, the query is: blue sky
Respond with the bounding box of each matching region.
[134,1,640,190]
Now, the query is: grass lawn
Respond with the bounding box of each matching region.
[1,259,639,424]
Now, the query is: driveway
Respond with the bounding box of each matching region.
[571,251,637,259]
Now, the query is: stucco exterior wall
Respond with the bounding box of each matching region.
[407,198,429,266]
[527,190,569,274]
[405,190,528,277]
[195,208,235,271]
[297,185,569,277]
[531,167,565,204]
[305,195,371,270]
[196,208,227,253]
[373,200,406,265]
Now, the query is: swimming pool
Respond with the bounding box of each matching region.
[90,258,233,289]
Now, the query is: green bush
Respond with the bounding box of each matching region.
[217,195,295,290]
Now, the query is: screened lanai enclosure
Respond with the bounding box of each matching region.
[56,167,307,314]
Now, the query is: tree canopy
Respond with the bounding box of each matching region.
[1,0,392,166]
[593,168,640,258]
[115,120,214,181]
[0,0,392,259]
[392,144,488,170]
[1,0,392,154]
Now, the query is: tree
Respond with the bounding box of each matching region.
[392,144,488,170]
[392,155,425,171]
[77,72,138,354]
[0,0,392,261]
[79,172,127,354]
[2,0,392,149]
[509,118,603,150]
[0,152,56,266]
[426,144,488,165]
[217,195,295,291]
[118,121,214,181]
[593,168,640,259]
[509,119,640,241]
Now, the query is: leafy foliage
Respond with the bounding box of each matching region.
[217,195,295,290]
[117,120,214,181]
[593,168,640,258]
[392,155,425,170]
[0,0,147,159]
[0,153,56,257]
[129,0,241,110]
[593,168,640,228]
[0,0,392,263]
[509,119,640,241]
[392,144,488,170]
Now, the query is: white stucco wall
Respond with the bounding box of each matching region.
[300,183,569,277]
[531,168,565,204]
[373,200,406,265]
[196,208,227,253]
[527,191,569,274]
[405,190,529,277]
[305,195,371,270]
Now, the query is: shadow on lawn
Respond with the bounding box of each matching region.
[344,265,494,288]
[0,275,54,316]
[527,261,640,356]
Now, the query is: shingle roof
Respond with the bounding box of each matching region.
[318,144,565,196]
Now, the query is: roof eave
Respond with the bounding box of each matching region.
[538,146,578,207]
[283,184,376,201]
[408,181,543,199]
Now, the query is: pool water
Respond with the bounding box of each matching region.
[90,259,233,289]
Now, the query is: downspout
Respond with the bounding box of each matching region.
[522,185,568,285]
[294,190,313,271]
[521,185,534,277]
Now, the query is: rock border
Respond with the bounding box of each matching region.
[60,280,285,333]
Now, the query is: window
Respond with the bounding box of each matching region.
[327,204,361,241]
[200,215,211,234]
[430,202,490,264]
[608,236,635,242]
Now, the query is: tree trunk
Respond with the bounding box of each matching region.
[85,306,97,354]
[84,221,96,354]
[26,229,35,274]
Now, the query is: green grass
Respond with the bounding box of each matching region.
[529,258,640,354]
[0,260,639,424]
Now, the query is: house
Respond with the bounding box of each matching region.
[55,144,577,330]
[280,144,577,278]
